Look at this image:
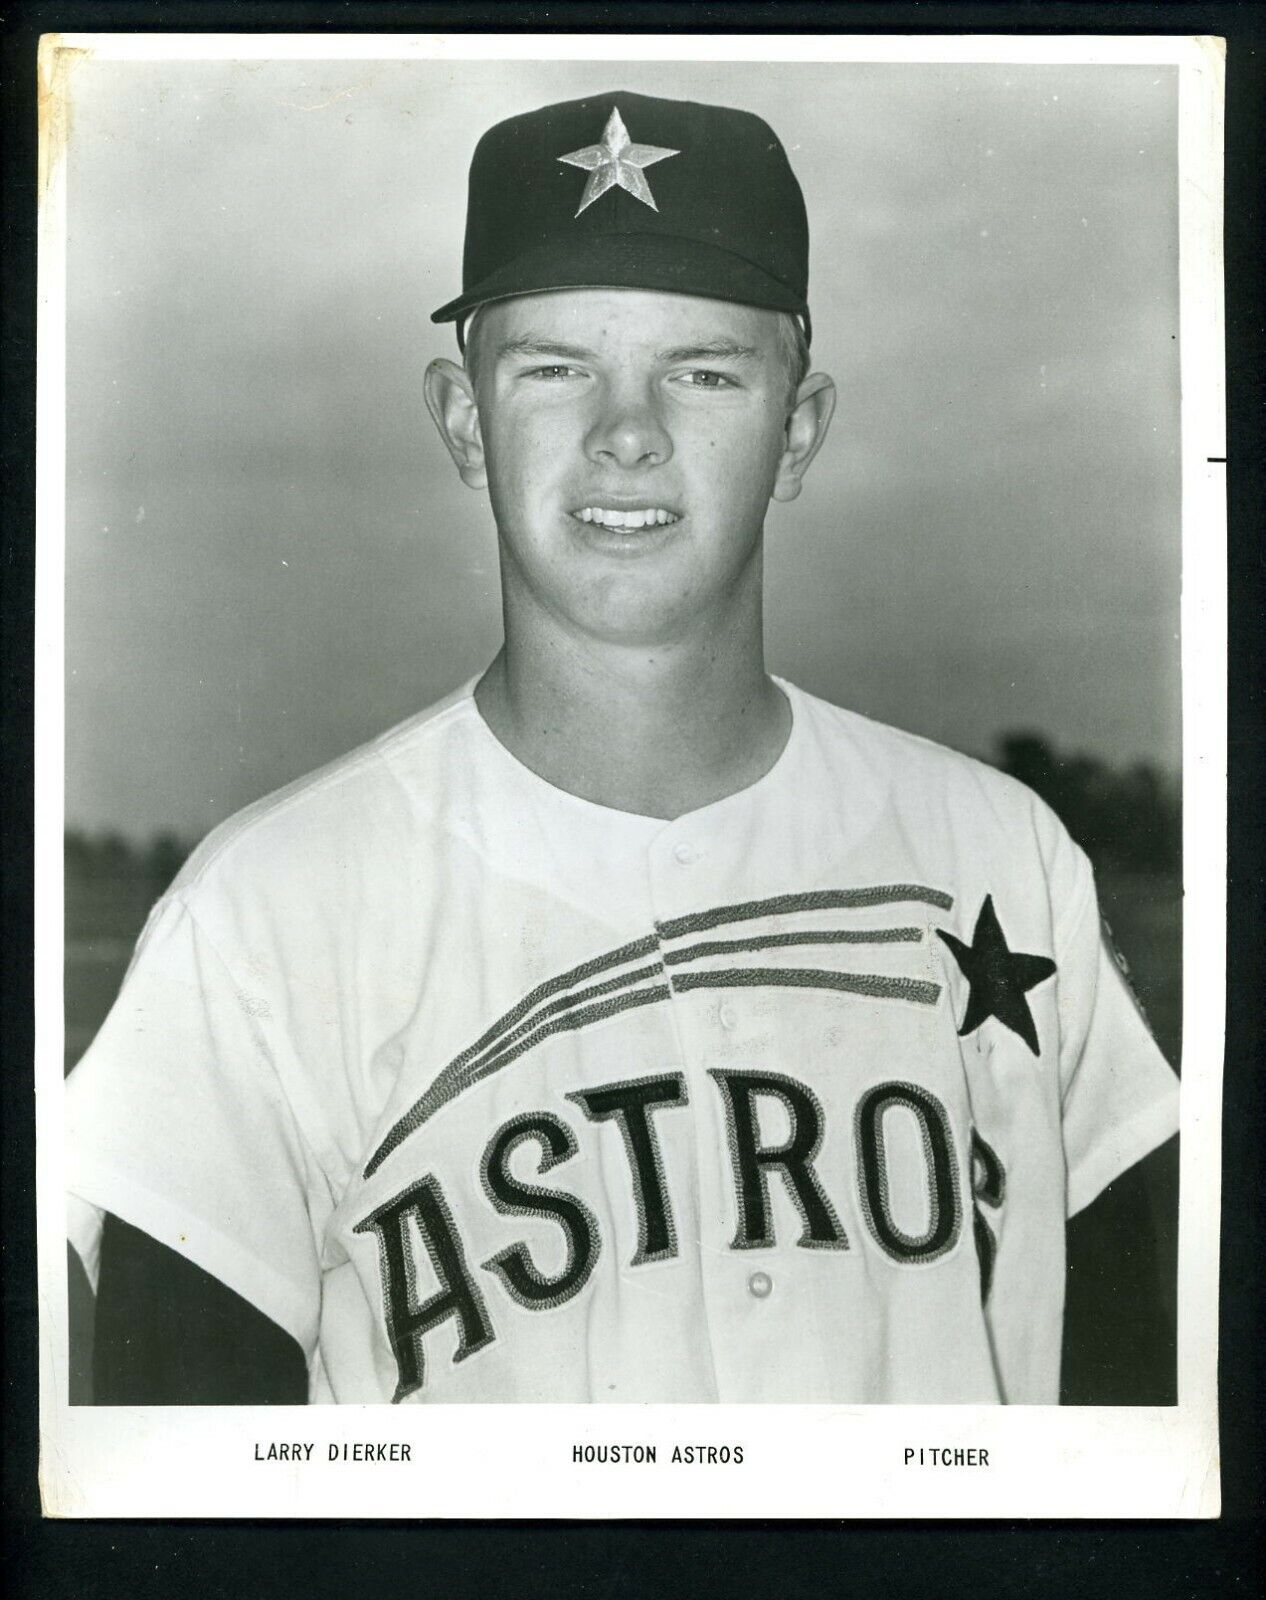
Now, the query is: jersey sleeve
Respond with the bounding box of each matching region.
[65,893,325,1355]
[1055,859,1180,1219]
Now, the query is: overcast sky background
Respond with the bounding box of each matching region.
[63,56,1180,841]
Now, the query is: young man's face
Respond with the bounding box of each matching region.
[452,288,829,649]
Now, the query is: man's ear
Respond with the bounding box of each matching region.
[424,359,487,490]
[771,372,837,504]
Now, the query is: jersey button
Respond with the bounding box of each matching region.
[747,1271,773,1299]
[719,1003,738,1031]
[672,842,698,865]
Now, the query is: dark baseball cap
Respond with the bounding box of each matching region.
[431,90,811,343]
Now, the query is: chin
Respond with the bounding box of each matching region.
[572,593,709,650]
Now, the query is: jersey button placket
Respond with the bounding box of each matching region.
[649,830,732,1400]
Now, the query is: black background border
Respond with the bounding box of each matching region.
[3,4,1262,1595]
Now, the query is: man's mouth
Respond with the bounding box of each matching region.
[572,506,681,529]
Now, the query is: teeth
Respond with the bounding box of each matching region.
[576,507,678,528]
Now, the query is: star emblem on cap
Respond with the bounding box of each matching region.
[937,895,1057,1056]
[559,107,680,216]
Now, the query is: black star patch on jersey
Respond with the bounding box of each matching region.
[937,895,1056,1056]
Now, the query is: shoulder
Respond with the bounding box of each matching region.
[784,682,1091,920]
[167,682,483,918]
[788,680,1053,821]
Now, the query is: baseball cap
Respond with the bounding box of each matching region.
[431,90,811,344]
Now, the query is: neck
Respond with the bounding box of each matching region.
[475,582,790,821]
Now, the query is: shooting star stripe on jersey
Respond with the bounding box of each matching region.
[466,983,672,1088]
[369,968,665,1174]
[662,926,923,965]
[364,886,952,1176]
[656,884,952,941]
[448,933,658,1077]
[462,930,922,1079]
[364,982,671,1176]
[363,937,657,1179]
[460,963,664,1078]
[670,967,941,1005]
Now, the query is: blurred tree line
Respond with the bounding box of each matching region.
[64,828,190,891]
[995,733,1180,874]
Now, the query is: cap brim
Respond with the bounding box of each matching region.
[431,231,808,326]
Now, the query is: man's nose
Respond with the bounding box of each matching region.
[583,384,673,470]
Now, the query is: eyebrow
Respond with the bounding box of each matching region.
[655,340,760,365]
[493,335,762,365]
[494,337,599,363]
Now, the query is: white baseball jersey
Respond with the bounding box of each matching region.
[66,679,1179,1404]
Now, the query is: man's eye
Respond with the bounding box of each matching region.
[676,370,734,389]
[527,365,581,381]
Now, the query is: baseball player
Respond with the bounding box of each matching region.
[67,91,1179,1405]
